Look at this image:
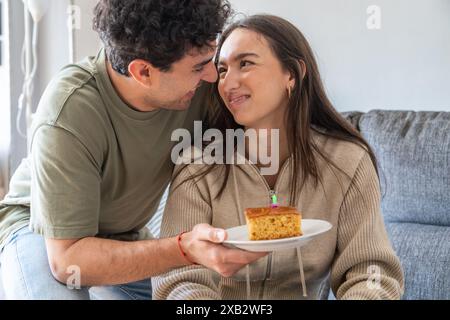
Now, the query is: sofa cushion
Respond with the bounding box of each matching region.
[341,111,364,129]
[386,222,450,300]
[358,110,450,226]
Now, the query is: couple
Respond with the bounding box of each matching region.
[0,0,403,300]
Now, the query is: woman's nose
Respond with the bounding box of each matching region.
[220,69,240,93]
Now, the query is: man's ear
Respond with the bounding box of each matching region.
[128,59,154,87]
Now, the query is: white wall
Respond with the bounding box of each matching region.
[35,0,101,105]
[71,0,101,61]
[35,0,71,107]
[21,0,450,115]
[70,0,450,112]
[229,0,450,112]
[68,0,450,111]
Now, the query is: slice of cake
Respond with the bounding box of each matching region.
[244,206,303,240]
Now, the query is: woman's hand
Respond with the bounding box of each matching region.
[180,223,267,277]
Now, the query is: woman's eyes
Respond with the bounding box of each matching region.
[240,60,253,68]
[218,67,227,75]
[218,60,254,77]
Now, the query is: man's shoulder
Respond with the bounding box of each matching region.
[33,55,105,124]
[30,55,110,159]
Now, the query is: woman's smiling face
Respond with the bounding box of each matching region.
[217,28,293,129]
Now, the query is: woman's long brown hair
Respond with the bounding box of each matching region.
[173,14,379,206]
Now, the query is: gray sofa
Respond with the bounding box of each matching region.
[342,110,450,300]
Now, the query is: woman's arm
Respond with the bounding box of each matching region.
[331,152,405,300]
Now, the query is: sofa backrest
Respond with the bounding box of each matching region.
[348,110,450,226]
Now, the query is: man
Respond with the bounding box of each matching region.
[0,0,264,299]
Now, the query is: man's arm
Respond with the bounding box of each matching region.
[46,236,183,286]
[33,125,265,287]
[46,223,265,286]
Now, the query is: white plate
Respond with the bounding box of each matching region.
[223,219,333,252]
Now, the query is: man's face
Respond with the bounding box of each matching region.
[145,44,218,111]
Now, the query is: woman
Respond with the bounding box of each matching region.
[152,15,404,300]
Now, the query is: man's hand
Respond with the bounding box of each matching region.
[44,223,266,287]
[180,223,267,277]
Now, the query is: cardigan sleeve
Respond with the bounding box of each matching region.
[330,152,405,300]
[152,165,221,300]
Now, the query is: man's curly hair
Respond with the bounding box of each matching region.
[93,0,232,76]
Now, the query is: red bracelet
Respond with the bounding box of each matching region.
[177,232,198,265]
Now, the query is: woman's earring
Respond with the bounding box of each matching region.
[287,86,292,99]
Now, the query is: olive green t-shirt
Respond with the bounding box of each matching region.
[0,49,208,250]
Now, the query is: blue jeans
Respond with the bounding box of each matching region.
[0,227,152,300]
